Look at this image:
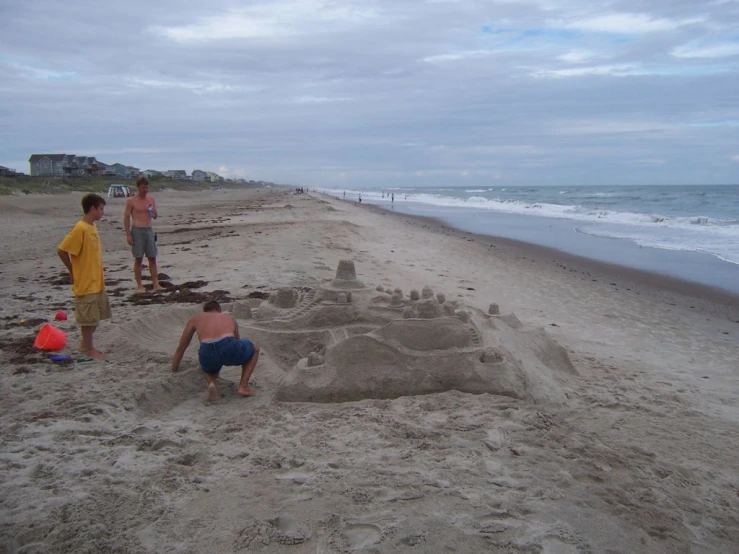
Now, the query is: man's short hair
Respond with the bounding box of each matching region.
[203,300,221,312]
[81,193,106,214]
[136,175,149,188]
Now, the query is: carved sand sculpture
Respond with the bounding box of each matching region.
[121,260,576,404]
[231,260,578,404]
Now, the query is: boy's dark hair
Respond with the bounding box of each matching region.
[136,175,149,187]
[203,300,221,312]
[81,193,106,214]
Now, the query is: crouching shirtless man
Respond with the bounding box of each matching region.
[171,300,260,401]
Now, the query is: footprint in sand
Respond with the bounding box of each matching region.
[477,510,513,534]
[343,523,382,551]
[276,470,312,485]
[235,516,311,548]
[482,428,510,452]
[538,525,592,554]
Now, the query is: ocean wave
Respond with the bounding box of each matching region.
[575,226,739,266]
[401,193,739,233]
[321,187,738,233]
[318,186,739,265]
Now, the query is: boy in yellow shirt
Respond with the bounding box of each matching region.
[57,193,111,359]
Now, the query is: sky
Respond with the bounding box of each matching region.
[1,0,738,187]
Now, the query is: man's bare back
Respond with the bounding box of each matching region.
[190,312,238,341]
[171,301,260,401]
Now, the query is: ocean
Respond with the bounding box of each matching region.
[321,185,739,295]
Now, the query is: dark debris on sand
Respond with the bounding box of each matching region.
[126,287,233,306]
[141,272,172,282]
[180,280,208,289]
[242,287,310,301]
[39,272,70,286]
[245,291,270,299]
[29,411,56,421]
[0,335,47,365]
[140,280,206,292]
[2,317,47,330]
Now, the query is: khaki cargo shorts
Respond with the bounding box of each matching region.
[74,291,112,326]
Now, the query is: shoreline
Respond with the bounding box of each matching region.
[331,185,739,295]
[355,199,739,315]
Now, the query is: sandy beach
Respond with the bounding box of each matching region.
[1,188,738,554]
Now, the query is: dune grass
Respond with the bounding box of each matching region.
[0,175,274,196]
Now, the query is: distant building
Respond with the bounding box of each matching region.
[143,169,163,178]
[29,153,105,176]
[29,154,73,176]
[164,170,187,179]
[206,172,224,183]
[192,169,208,182]
[106,163,134,178]
[0,165,17,175]
[68,156,105,176]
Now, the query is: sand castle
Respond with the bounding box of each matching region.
[239,261,576,403]
[125,260,577,404]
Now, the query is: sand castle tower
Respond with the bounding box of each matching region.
[257,287,303,320]
[417,298,442,319]
[331,260,364,289]
[273,288,299,308]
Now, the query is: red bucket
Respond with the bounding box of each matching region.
[34,323,67,351]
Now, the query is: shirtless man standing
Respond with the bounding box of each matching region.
[170,300,261,401]
[124,176,164,293]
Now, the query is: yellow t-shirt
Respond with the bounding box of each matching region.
[58,220,105,296]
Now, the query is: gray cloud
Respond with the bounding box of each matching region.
[1,0,738,186]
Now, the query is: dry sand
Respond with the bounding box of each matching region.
[1,189,738,554]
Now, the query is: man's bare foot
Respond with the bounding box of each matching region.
[207,382,219,402]
[237,387,257,397]
[136,285,146,293]
[85,349,106,360]
[152,284,165,292]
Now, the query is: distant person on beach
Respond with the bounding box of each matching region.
[358,193,362,203]
[57,193,111,360]
[170,300,261,402]
[124,176,164,294]
[391,193,394,203]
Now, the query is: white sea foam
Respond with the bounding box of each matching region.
[576,225,739,266]
[321,186,739,265]
[400,193,739,234]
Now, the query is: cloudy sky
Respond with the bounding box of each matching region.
[1,0,738,187]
